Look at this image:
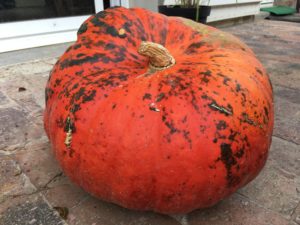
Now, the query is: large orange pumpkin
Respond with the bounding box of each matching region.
[44,7,274,214]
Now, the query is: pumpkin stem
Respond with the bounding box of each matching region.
[138,41,175,71]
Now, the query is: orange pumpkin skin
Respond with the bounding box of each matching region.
[44,7,274,214]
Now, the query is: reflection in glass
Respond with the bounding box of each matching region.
[0,0,100,23]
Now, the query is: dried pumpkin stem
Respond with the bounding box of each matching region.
[138,41,175,71]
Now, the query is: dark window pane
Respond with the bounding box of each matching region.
[0,0,97,23]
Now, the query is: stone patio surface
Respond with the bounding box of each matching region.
[0,19,299,225]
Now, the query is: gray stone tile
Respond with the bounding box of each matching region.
[67,196,181,225]
[0,194,67,225]
[188,193,289,225]
[0,91,10,106]
[0,42,70,67]
[13,141,62,189]
[0,156,36,204]
[262,60,300,90]
[238,137,300,218]
[42,178,88,210]
[0,108,30,150]
[273,85,300,144]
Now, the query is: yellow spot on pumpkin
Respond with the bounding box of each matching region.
[118,28,126,36]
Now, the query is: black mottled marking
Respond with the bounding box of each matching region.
[64,117,76,133]
[76,53,86,58]
[130,53,138,60]
[65,46,72,53]
[156,93,165,102]
[223,77,231,86]
[178,68,190,74]
[182,130,192,149]
[123,21,132,33]
[71,83,79,91]
[143,93,152,100]
[200,70,212,77]
[199,70,212,83]
[73,44,82,50]
[182,116,187,123]
[118,73,128,81]
[112,103,117,109]
[185,41,205,54]
[220,143,237,186]
[95,10,108,19]
[106,26,119,37]
[60,54,103,69]
[70,104,81,113]
[77,23,88,35]
[90,16,106,27]
[264,106,269,117]
[55,79,62,86]
[235,148,244,158]
[94,40,105,47]
[105,43,116,50]
[216,120,227,130]
[241,112,256,126]
[201,94,210,100]
[213,138,218,143]
[228,129,238,142]
[165,121,178,134]
[82,90,96,103]
[45,88,54,103]
[236,83,241,92]
[210,54,226,58]
[190,90,200,112]
[256,67,263,76]
[74,87,85,101]
[75,70,84,76]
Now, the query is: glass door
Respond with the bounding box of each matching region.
[0,0,117,52]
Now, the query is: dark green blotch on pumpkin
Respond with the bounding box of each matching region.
[45,88,54,103]
[77,53,86,58]
[95,11,108,19]
[82,90,97,103]
[256,67,263,75]
[220,143,237,184]
[236,83,241,92]
[156,93,165,102]
[64,117,76,133]
[70,104,81,113]
[143,93,152,100]
[264,106,269,117]
[78,23,88,35]
[60,53,105,69]
[73,44,82,50]
[216,120,227,130]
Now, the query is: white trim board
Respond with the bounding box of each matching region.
[163,0,261,6]
[207,3,260,22]
[0,30,76,53]
[0,16,89,40]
